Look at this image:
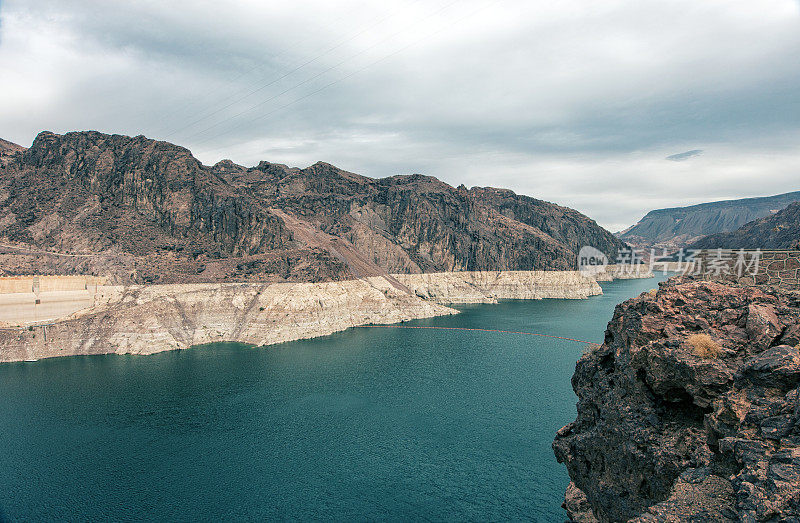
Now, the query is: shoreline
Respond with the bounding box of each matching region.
[0,268,653,363]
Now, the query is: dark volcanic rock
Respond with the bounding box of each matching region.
[689,201,800,250]
[0,130,626,283]
[18,131,291,255]
[554,279,800,521]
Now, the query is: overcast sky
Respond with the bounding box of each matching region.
[1,0,799,230]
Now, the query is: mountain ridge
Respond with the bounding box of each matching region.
[0,130,626,284]
[689,201,800,250]
[619,191,800,250]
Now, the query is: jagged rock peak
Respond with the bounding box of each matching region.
[212,159,242,170]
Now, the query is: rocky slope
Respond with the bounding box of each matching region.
[0,131,625,283]
[0,138,24,161]
[619,192,800,250]
[689,201,800,250]
[554,278,800,521]
[0,270,609,362]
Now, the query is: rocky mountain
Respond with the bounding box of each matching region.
[0,138,24,167]
[619,192,800,250]
[0,130,626,283]
[554,278,800,521]
[689,201,800,250]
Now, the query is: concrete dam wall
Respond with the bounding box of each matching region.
[0,275,107,294]
[0,276,108,326]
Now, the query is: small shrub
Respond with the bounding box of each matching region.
[646,289,658,297]
[688,333,721,359]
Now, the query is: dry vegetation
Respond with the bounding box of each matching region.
[688,333,722,359]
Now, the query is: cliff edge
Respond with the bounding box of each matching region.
[554,279,800,521]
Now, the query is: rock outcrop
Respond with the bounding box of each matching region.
[0,130,626,283]
[554,279,800,521]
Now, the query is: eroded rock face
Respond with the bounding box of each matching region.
[553,279,800,521]
[0,277,457,362]
[0,270,608,362]
[0,130,626,283]
[392,270,602,303]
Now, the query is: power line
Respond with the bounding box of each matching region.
[160,0,426,139]
[179,0,462,144]
[192,0,498,153]
[148,1,369,132]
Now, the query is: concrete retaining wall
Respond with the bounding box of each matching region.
[0,275,107,326]
[0,277,33,293]
[0,275,107,294]
[0,291,94,326]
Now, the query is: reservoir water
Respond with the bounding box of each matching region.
[0,275,669,521]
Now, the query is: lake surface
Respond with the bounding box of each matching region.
[0,275,670,521]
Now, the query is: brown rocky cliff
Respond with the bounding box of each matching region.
[0,130,626,283]
[554,279,800,521]
[17,131,291,255]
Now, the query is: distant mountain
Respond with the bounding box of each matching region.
[0,130,625,283]
[618,192,800,250]
[689,201,800,250]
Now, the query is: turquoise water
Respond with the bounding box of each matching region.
[0,275,669,521]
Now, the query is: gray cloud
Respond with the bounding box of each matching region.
[1,0,799,231]
[666,150,703,161]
